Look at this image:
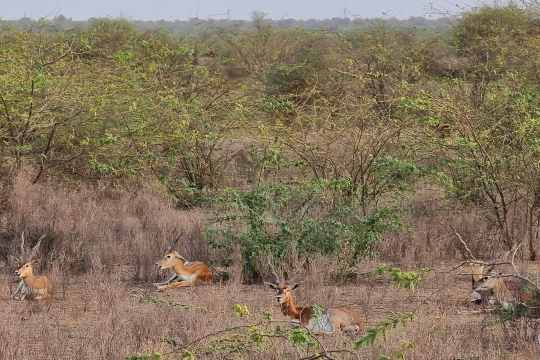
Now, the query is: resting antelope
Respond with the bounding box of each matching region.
[16,261,53,301]
[467,263,494,304]
[11,233,52,302]
[465,245,528,304]
[154,251,213,291]
[265,279,363,335]
[471,272,540,313]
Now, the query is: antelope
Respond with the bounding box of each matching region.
[449,227,494,303]
[471,271,540,311]
[467,244,540,311]
[469,269,540,345]
[154,251,213,291]
[265,278,363,335]
[16,261,53,301]
[468,263,494,304]
[11,233,51,301]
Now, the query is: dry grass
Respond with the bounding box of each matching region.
[1,174,539,359]
[1,172,209,282]
[0,268,537,360]
[379,184,516,263]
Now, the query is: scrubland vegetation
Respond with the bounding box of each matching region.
[1,3,540,359]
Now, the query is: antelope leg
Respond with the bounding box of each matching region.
[158,280,193,291]
[153,274,179,287]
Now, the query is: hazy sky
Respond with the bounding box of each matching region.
[1,0,485,20]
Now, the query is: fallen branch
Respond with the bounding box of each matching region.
[458,272,540,293]
[441,260,512,274]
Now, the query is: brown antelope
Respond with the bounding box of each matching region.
[474,273,540,320]
[467,263,494,304]
[154,251,213,291]
[11,233,52,301]
[265,279,363,335]
[16,261,53,301]
[470,262,540,312]
[471,273,540,345]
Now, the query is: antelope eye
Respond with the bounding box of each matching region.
[166,255,171,259]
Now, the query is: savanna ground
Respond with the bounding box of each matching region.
[1,3,540,359]
[0,261,539,360]
[0,175,539,360]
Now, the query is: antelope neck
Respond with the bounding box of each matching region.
[173,261,187,274]
[21,270,33,279]
[281,296,302,319]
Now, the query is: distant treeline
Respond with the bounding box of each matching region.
[0,14,454,33]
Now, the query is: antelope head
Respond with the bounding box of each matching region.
[14,233,45,274]
[265,281,300,304]
[16,262,35,279]
[471,272,515,306]
[460,261,494,304]
[156,251,187,271]
[264,269,300,305]
[469,263,493,287]
[156,232,187,271]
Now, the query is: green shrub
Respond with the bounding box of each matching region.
[207,182,401,282]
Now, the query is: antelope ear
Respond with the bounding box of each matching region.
[173,252,186,261]
[264,282,278,290]
[290,283,301,290]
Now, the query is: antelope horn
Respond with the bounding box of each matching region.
[166,232,184,252]
[20,232,26,259]
[29,234,46,261]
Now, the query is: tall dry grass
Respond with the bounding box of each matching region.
[379,185,521,264]
[0,173,539,359]
[1,172,209,282]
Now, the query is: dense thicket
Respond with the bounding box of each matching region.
[1,6,539,280]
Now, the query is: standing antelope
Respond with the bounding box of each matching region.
[265,279,363,335]
[154,251,213,291]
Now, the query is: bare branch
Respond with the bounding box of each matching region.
[449,225,476,260]
[442,260,512,274]
[0,94,12,122]
[511,243,523,273]
[32,122,60,184]
[0,94,15,139]
[40,50,71,68]
[27,80,35,122]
